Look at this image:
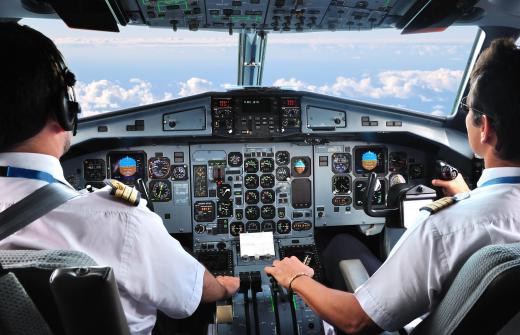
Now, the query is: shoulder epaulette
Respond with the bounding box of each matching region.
[420,196,455,215]
[104,179,140,206]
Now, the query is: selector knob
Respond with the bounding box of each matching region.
[334,117,341,125]
[318,212,324,218]
[168,120,177,128]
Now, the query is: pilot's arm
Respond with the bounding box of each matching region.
[265,257,379,334]
[266,213,451,333]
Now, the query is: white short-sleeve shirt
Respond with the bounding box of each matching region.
[354,167,520,331]
[0,152,205,335]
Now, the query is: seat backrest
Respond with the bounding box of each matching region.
[0,250,130,335]
[411,242,520,335]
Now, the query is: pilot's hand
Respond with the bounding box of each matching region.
[264,256,314,289]
[216,276,240,298]
[432,174,470,197]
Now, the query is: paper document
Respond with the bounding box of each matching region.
[239,232,275,259]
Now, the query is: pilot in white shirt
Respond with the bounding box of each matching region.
[355,166,520,330]
[0,23,239,335]
[0,152,205,335]
[265,38,520,333]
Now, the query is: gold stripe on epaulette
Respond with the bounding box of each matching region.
[420,196,455,214]
[104,179,140,206]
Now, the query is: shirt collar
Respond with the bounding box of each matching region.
[477,167,520,188]
[0,152,72,187]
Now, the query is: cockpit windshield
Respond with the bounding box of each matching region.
[21,18,479,118]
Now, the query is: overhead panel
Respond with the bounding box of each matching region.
[127,0,401,32]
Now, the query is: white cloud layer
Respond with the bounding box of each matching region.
[77,68,461,117]
[273,68,463,100]
[76,79,173,116]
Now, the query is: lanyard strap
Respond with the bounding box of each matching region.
[480,176,520,188]
[0,166,58,184]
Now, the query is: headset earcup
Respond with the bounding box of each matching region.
[55,90,78,131]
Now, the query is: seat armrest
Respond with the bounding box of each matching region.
[339,259,370,292]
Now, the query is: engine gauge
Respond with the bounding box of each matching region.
[260,174,275,188]
[228,152,243,167]
[332,153,351,174]
[276,220,292,234]
[246,221,260,233]
[149,180,172,202]
[332,175,351,194]
[275,151,290,165]
[261,220,275,232]
[217,184,232,200]
[261,205,276,219]
[244,158,259,173]
[244,174,259,189]
[275,166,290,181]
[245,206,260,220]
[230,222,244,237]
[261,189,275,204]
[245,190,259,204]
[260,158,275,173]
[148,157,171,179]
[171,165,188,180]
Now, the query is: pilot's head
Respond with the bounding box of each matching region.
[0,22,80,156]
[466,38,520,164]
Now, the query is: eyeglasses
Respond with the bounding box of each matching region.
[459,96,485,115]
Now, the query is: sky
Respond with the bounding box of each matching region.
[21,18,480,118]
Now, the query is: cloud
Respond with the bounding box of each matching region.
[76,78,173,116]
[178,77,214,97]
[272,68,463,101]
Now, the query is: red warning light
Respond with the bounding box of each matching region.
[218,100,230,108]
[283,98,298,107]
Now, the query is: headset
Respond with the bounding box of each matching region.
[47,44,82,136]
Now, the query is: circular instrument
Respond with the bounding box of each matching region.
[149,180,172,201]
[148,157,171,179]
[275,151,290,165]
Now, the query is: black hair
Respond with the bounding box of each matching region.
[0,22,65,151]
[469,38,520,162]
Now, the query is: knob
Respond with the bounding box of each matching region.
[168,120,176,128]
[334,117,341,125]
[318,212,324,218]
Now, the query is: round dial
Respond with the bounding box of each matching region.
[244,158,259,173]
[194,224,206,234]
[275,151,290,165]
[261,189,275,204]
[246,221,260,233]
[149,180,172,202]
[260,158,275,173]
[261,205,276,219]
[275,166,290,181]
[276,220,292,234]
[261,220,275,232]
[230,222,244,237]
[332,153,351,174]
[244,174,259,189]
[260,174,275,188]
[332,175,351,194]
[228,152,243,167]
[245,190,259,204]
[245,206,260,220]
[148,157,171,179]
[171,165,188,180]
[217,183,232,200]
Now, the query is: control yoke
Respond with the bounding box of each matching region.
[363,172,399,217]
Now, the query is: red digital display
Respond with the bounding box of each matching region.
[218,100,231,108]
[283,98,298,107]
